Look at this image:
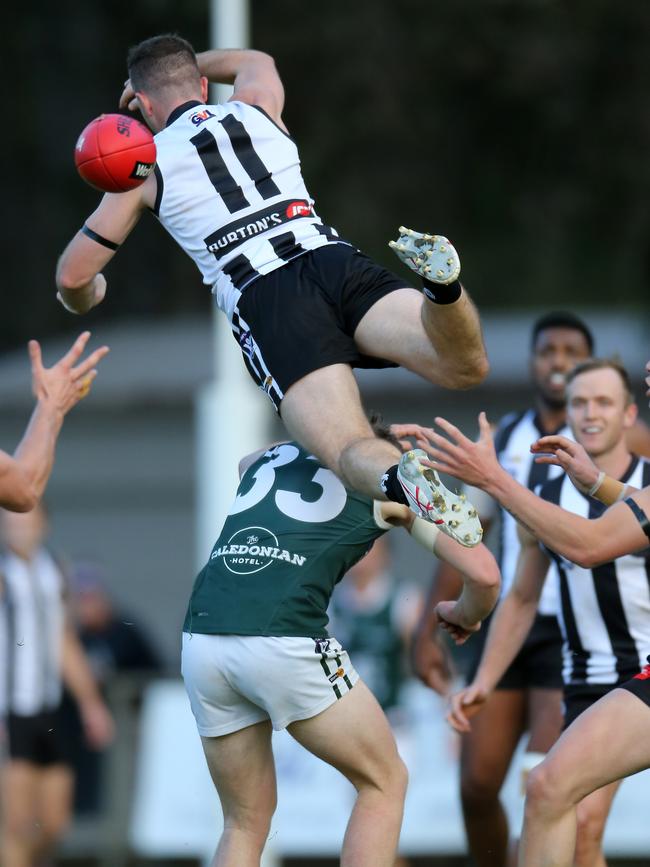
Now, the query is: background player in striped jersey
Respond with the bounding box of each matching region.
[447,358,650,867]
[0,504,114,867]
[55,34,488,527]
[412,312,590,867]
[0,332,108,513]
[181,421,500,867]
[412,358,650,867]
[411,314,650,867]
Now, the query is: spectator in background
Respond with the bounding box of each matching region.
[70,562,162,682]
[62,562,162,815]
[0,504,114,867]
[329,535,421,722]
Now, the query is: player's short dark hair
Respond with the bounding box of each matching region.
[369,412,402,451]
[531,311,594,354]
[127,34,200,95]
[566,357,634,406]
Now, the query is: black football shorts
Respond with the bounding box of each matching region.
[6,708,73,767]
[466,612,564,690]
[231,243,406,412]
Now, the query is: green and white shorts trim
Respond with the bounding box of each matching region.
[181,633,358,736]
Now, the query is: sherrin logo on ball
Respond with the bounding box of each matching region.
[74,113,157,193]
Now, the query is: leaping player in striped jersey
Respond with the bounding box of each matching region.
[416,358,650,867]
[55,34,488,546]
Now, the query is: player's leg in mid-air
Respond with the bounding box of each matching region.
[520,686,650,867]
[355,229,488,391]
[278,230,487,527]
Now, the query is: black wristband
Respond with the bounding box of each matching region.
[82,224,120,251]
[623,497,650,542]
[421,278,462,305]
[380,464,409,506]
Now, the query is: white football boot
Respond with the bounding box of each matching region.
[397,449,482,547]
[389,226,460,284]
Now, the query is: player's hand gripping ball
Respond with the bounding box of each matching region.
[74,114,156,193]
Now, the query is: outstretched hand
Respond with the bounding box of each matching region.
[416,411,501,490]
[435,600,481,645]
[30,332,110,416]
[389,422,436,453]
[447,681,490,733]
[530,435,599,494]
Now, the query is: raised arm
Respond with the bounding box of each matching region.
[431,530,501,640]
[197,49,285,124]
[56,185,148,314]
[447,527,548,733]
[531,434,640,506]
[420,412,650,567]
[120,48,286,128]
[0,333,109,511]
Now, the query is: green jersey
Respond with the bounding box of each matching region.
[183,442,387,638]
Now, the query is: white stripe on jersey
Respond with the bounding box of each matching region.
[153,101,349,323]
[0,550,65,715]
[496,409,568,615]
[542,458,650,686]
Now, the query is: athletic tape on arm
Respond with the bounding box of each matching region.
[409,516,441,553]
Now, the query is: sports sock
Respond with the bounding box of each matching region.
[380,464,409,505]
[421,277,462,305]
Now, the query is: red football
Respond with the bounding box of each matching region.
[74,114,156,193]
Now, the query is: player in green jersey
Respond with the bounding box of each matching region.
[182,427,500,867]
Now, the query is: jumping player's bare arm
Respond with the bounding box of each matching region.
[0,333,109,511]
[419,411,650,567]
[58,48,285,316]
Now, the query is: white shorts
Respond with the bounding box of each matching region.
[181,633,358,737]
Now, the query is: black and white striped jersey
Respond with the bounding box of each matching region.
[0,549,66,716]
[539,457,650,687]
[153,100,350,324]
[494,409,569,614]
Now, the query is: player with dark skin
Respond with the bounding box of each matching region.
[411,320,650,867]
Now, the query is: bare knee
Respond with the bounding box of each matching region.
[436,354,490,390]
[460,765,502,809]
[223,794,276,842]
[39,809,71,848]
[354,753,408,806]
[525,762,573,819]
